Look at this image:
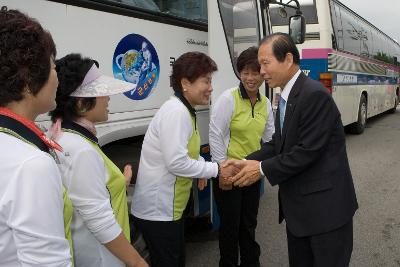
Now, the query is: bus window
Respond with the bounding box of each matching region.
[218,0,260,77]
[113,0,160,11]
[341,7,361,56]
[330,0,344,50]
[270,0,317,26]
[110,0,208,22]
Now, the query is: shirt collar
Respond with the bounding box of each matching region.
[61,120,99,144]
[239,82,261,101]
[280,69,302,102]
[174,91,196,118]
[0,114,50,153]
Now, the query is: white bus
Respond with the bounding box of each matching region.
[270,0,400,133]
[3,0,304,228]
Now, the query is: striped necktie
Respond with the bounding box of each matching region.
[279,97,286,133]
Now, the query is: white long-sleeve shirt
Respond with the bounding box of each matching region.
[209,87,275,163]
[132,96,218,221]
[0,133,72,267]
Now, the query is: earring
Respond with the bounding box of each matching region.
[183,88,187,92]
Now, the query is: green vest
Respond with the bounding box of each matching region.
[63,187,74,265]
[227,88,269,160]
[173,114,200,220]
[63,129,131,241]
[90,143,131,242]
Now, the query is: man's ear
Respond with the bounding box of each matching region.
[285,53,294,66]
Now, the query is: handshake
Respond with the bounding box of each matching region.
[217,160,262,190]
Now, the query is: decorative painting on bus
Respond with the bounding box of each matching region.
[113,34,160,100]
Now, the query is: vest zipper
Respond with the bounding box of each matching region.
[250,100,257,118]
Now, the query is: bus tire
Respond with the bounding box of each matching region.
[348,94,367,134]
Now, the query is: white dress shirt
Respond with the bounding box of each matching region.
[259,69,302,176]
[279,69,302,119]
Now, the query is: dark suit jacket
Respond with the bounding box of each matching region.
[247,72,358,237]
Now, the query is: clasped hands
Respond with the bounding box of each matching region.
[218,160,262,190]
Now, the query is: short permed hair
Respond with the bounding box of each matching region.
[49,54,97,122]
[170,52,217,92]
[0,7,56,106]
[236,46,260,73]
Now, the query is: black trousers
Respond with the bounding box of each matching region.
[133,216,185,267]
[286,219,353,267]
[213,179,261,267]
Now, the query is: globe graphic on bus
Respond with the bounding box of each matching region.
[113,34,160,100]
[115,49,142,84]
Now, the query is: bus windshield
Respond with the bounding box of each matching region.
[218,0,261,76]
[270,0,317,26]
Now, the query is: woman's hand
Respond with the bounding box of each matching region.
[197,178,208,191]
[123,164,133,186]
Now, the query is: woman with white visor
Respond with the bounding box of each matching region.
[49,54,148,267]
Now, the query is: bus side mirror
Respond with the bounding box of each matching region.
[289,14,305,44]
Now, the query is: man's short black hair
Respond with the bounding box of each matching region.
[260,33,300,64]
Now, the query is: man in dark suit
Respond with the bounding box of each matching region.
[226,33,358,266]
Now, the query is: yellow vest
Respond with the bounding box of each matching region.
[227,88,269,160]
[90,143,131,242]
[173,114,200,220]
[62,127,131,242]
[63,188,74,264]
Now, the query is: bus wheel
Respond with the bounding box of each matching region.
[348,94,367,134]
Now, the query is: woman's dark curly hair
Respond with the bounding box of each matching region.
[49,53,97,122]
[0,7,56,106]
[170,52,217,92]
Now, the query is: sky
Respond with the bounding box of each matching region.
[339,0,400,43]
